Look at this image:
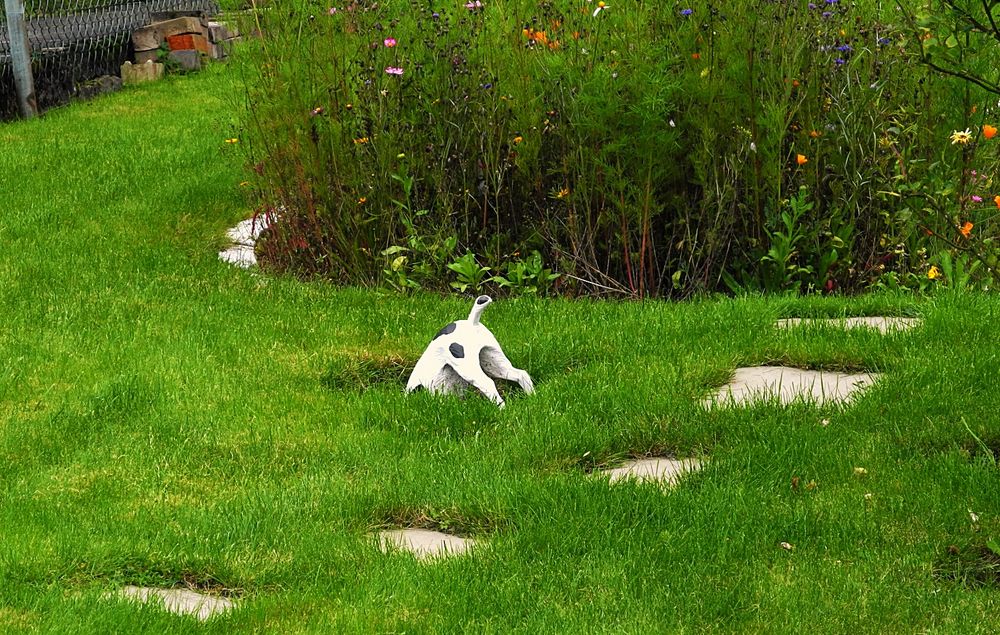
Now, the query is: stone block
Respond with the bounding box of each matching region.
[208,21,239,42]
[76,75,122,100]
[167,49,203,72]
[167,33,211,55]
[121,60,164,85]
[134,48,159,64]
[132,17,207,50]
[210,36,242,60]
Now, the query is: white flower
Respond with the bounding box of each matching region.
[950,129,973,145]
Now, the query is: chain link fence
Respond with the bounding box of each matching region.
[1,0,220,119]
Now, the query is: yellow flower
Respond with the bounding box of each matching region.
[513,136,523,144]
[353,137,369,144]
[556,187,570,199]
[927,265,941,280]
[225,138,239,144]
[950,129,973,145]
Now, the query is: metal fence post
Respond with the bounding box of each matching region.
[3,0,36,118]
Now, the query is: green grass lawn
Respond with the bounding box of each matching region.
[1,66,999,634]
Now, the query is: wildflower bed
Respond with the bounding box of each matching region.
[239,0,1000,297]
[0,67,999,633]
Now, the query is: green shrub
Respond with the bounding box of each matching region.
[237,0,1000,296]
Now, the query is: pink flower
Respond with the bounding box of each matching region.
[384,37,397,47]
[328,6,337,13]
[385,66,404,75]
[972,195,983,203]
[464,0,483,9]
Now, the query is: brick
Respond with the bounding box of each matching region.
[166,33,211,55]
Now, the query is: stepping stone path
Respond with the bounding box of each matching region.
[218,215,273,269]
[376,529,477,560]
[706,366,879,407]
[601,457,703,487]
[775,316,919,333]
[704,315,918,406]
[113,586,235,621]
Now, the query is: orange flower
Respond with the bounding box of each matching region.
[995,195,1000,209]
[691,52,700,60]
[809,130,821,138]
[959,221,974,238]
[358,197,367,204]
[792,79,800,87]
[984,124,997,139]
[796,154,808,166]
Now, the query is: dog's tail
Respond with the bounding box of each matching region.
[468,295,492,324]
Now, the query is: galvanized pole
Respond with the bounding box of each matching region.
[3,0,36,118]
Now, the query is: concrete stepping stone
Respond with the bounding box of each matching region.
[376,529,476,560]
[218,214,273,269]
[775,316,919,333]
[114,586,235,621]
[601,457,703,487]
[226,217,270,246]
[705,366,879,407]
[218,244,257,268]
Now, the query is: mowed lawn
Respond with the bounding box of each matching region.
[1,66,999,633]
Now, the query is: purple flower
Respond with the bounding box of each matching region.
[680,8,693,15]
[834,58,845,65]
[878,37,891,45]
[385,66,404,75]
[822,11,833,18]
[837,44,852,52]
[808,2,816,8]
[432,11,440,18]
[825,0,838,4]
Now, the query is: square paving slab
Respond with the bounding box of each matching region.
[376,529,476,560]
[114,586,234,621]
[775,316,919,332]
[601,457,703,487]
[705,366,880,407]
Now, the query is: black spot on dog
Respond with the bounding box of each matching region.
[449,343,465,358]
[434,322,457,340]
[476,296,490,305]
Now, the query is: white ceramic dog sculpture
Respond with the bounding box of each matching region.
[405,295,534,407]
